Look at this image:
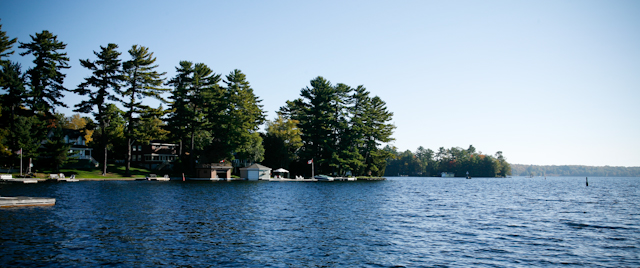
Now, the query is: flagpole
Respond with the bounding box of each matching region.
[312,159,314,178]
[20,148,22,177]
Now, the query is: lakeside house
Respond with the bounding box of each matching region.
[131,141,179,170]
[41,129,98,167]
[63,129,95,162]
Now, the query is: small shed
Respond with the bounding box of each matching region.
[196,163,233,179]
[240,164,272,181]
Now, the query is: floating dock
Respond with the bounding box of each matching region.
[0,196,56,208]
[267,178,317,182]
[0,178,40,184]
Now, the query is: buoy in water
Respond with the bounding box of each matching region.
[586,177,589,186]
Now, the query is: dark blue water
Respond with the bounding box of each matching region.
[1,177,639,267]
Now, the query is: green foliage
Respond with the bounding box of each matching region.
[0,61,28,150]
[11,114,46,173]
[39,114,70,172]
[0,20,18,65]
[262,115,302,169]
[134,105,169,144]
[90,104,126,165]
[278,77,395,176]
[166,61,222,173]
[208,69,265,161]
[235,132,265,164]
[385,145,511,177]
[166,65,265,174]
[19,30,70,114]
[510,164,640,177]
[74,43,123,175]
[121,45,167,175]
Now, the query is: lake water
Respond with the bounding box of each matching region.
[1,177,639,267]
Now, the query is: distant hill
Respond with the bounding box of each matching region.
[510,164,640,177]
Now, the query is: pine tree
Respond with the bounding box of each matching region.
[279,77,395,176]
[360,96,395,176]
[0,62,27,151]
[283,76,349,175]
[74,43,123,175]
[121,45,166,176]
[19,30,70,115]
[166,61,221,174]
[0,20,17,65]
[213,69,265,162]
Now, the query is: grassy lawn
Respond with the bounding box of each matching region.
[12,164,159,179]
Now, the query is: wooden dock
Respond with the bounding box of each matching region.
[267,178,318,182]
[0,178,40,184]
[0,196,56,208]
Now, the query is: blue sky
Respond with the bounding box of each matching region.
[1,0,639,167]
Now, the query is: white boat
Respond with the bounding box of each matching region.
[314,175,334,181]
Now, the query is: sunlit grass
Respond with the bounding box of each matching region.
[16,164,156,179]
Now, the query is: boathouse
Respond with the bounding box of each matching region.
[239,164,271,181]
[195,163,233,179]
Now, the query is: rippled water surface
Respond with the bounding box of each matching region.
[1,177,639,267]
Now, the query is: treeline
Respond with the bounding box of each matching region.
[511,164,640,177]
[263,77,395,177]
[0,23,395,177]
[0,24,266,176]
[384,145,511,177]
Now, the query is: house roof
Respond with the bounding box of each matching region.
[240,163,271,170]
[62,129,84,139]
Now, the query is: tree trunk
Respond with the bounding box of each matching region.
[101,119,108,176]
[190,131,195,177]
[125,137,131,176]
[103,145,108,176]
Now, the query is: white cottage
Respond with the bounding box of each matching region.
[240,164,272,181]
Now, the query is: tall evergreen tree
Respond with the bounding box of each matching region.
[360,96,395,176]
[166,61,221,174]
[0,20,17,65]
[19,30,70,114]
[211,69,265,162]
[0,62,27,151]
[121,45,166,176]
[280,77,396,176]
[0,21,25,167]
[12,115,43,174]
[166,61,194,156]
[283,76,345,175]
[74,43,123,175]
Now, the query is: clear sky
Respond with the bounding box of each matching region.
[1,0,639,167]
